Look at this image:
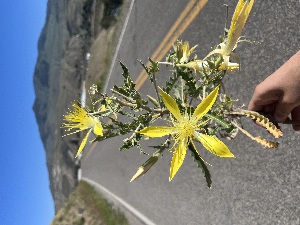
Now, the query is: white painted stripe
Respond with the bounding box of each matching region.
[80,80,86,108]
[103,0,136,92]
[77,168,82,181]
[82,177,156,225]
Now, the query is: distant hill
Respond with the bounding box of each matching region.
[33,0,127,212]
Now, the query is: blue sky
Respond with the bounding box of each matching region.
[0,1,54,225]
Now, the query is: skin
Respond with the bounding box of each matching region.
[248,50,300,131]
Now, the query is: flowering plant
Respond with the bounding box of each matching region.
[62,0,283,188]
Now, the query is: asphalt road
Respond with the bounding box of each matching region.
[82,1,300,224]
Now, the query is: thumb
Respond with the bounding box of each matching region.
[274,100,295,123]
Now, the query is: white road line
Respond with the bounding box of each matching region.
[82,177,156,225]
[103,0,136,92]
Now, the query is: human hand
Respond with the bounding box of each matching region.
[248,51,300,131]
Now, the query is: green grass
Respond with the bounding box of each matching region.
[51,181,129,225]
[94,0,131,91]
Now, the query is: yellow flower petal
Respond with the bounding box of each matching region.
[218,62,239,71]
[169,140,187,181]
[100,105,106,111]
[178,60,209,74]
[138,126,175,138]
[225,0,254,55]
[192,86,219,122]
[195,132,234,158]
[93,118,103,136]
[159,87,183,121]
[76,129,92,158]
[62,103,104,136]
[174,41,197,63]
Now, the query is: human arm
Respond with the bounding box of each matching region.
[248,50,300,131]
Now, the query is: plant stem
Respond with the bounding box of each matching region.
[180,76,185,107]
[152,72,162,109]
[202,85,206,100]
[158,62,173,65]
[111,96,168,114]
[111,89,135,103]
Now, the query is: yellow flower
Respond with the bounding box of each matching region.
[218,62,239,71]
[174,40,197,63]
[178,60,239,74]
[138,86,234,181]
[205,0,254,68]
[62,103,103,157]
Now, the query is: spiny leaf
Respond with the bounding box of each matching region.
[179,69,202,98]
[205,112,232,129]
[188,142,212,188]
[148,58,159,74]
[92,114,152,145]
[164,72,179,93]
[138,58,159,83]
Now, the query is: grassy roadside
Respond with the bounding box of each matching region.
[51,181,129,225]
[86,0,132,92]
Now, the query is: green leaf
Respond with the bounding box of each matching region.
[188,142,212,188]
[148,58,159,74]
[138,58,159,83]
[205,112,232,129]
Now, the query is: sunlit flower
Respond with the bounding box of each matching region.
[138,86,234,181]
[174,40,197,63]
[218,62,239,71]
[178,60,239,74]
[62,103,103,157]
[204,0,254,68]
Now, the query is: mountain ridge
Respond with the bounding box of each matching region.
[33,0,127,212]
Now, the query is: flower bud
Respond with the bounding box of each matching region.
[130,151,160,182]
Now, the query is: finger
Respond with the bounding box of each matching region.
[291,105,300,131]
[263,103,276,115]
[248,99,278,113]
[248,88,279,112]
[274,100,296,123]
[248,99,264,111]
